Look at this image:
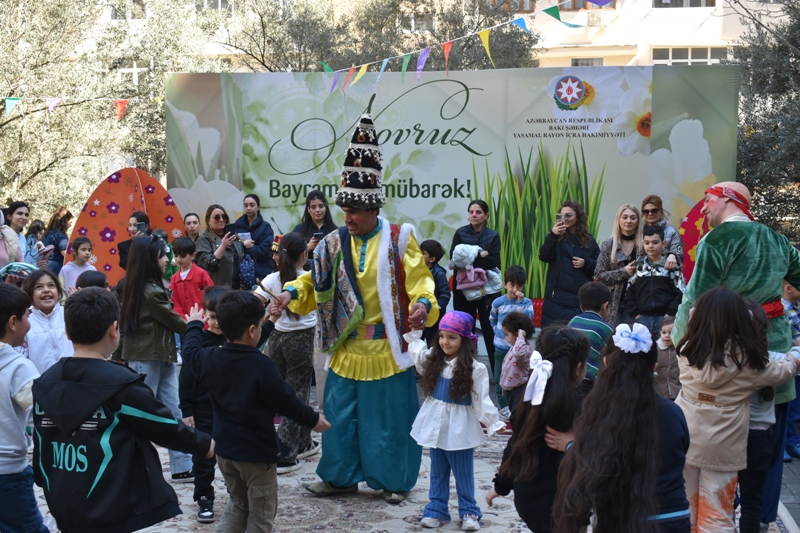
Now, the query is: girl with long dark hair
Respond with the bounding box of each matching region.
[254,232,319,473]
[554,323,690,533]
[405,311,504,531]
[116,235,193,481]
[675,287,799,532]
[293,190,338,254]
[118,211,151,270]
[539,200,599,326]
[42,206,73,274]
[486,326,589,533]
[233,194,275,280]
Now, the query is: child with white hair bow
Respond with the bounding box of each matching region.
[486,326,590,533]
[553,322,692,533]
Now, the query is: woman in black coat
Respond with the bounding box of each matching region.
[233,194,274,281]
[539,200,600,326]
[449,199,502,371]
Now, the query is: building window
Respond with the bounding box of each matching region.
[196,0,233,12]
[653,0,715,8]
[111,0,146,19]
[562,0,615,10]
[400,13,434,33]
[571,58,604,66]
[118,60,149,85]
[652,47,728,64]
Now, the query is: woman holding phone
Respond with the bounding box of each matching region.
[233,194,275,280]
[195,204,244,290]
[293,191,338,268]
[119,211,151,271]
[538,200,600,327]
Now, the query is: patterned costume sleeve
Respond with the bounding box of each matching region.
[402,233,440,327]
[285,270,318,316]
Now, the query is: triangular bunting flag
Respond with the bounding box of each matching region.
[442,42,453,77]
[587,0,614,6]
[416,48,431,81]
[478,30,495,68]
[401,54,412,82]
[351,63,368,86]
[4,97,20,115]
[340,66,356,91]
[512,18,531,33]
[329,70,340,94]
[46,98,62,112]
[543,6,583,28]
[114,99,128,120]
[319,61,333,73]
[377,58,389,81]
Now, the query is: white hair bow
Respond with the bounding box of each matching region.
[523,350,553,406]
[612,323,653,354]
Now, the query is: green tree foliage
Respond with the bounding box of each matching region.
[220,0,539,73]
[732,0,800,240]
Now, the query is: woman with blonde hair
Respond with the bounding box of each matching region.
[594,204,643,326]
[641,195,683,271]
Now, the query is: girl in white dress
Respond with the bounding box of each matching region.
[404,310,505,532]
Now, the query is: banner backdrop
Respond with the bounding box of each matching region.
[166,66,739,298]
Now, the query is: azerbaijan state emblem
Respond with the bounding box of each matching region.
[553,76,587,110]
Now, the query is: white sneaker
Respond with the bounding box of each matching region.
[499,407,511,420]
[420,517,443,528]
[276,460,301,474]
[297,440,321,459]
[461,514,481,531]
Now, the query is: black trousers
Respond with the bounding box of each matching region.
[191,403,217,502]
[738,428,773,533]
[452,289,498,370]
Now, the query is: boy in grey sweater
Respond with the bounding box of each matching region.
[0,284,49,533]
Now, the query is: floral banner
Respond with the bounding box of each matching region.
[165,66,739,297]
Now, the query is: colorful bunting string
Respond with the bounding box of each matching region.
[351,63,368,86]
[329,70,340,94]
[377,58,389,81]
[5,97,20,115]
[416,48,431,80]
[543,6,583,29]
[477,30,495,68]
[114,99,128,120]
[442,41,453,77]
[401,54,412,82]
[46,98,62,112]
[319,61,333,73]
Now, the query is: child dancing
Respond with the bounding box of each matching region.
[404,311,505,532]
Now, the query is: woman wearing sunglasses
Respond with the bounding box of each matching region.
[195,205,244,290]
[641,195,684,271]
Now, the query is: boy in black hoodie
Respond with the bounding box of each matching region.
[179,285,279,523]
[182,290,330,532]
[32,287,214,533]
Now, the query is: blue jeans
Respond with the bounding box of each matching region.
[761,401,789,523]
[0,466,49,533]
[424,448,481,521]
[128,360,193,474]
[786,376,800,449]
[635,314,664,339]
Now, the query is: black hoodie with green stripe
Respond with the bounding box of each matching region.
[31,357,212,533]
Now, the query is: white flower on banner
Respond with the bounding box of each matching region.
[168,176,244,227]
[650,120,715,224]
[171,228,183,240]
[545,67,625,134]
[625,66,652,95]
[611,90,652,156]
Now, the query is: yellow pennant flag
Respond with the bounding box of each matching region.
[351,63,368,86]
[478,29,495,68]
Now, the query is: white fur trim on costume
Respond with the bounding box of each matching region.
[398,223,415,258]
[376,217,413,370]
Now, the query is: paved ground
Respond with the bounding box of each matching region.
[782,460,800,527]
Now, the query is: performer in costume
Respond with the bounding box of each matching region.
[673,181,800,528]
[271,114,439,504]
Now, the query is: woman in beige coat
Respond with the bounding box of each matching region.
[675,287,800,533]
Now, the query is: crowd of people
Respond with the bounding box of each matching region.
[2,120,800,533]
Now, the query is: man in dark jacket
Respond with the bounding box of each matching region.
[33,288,213,533]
